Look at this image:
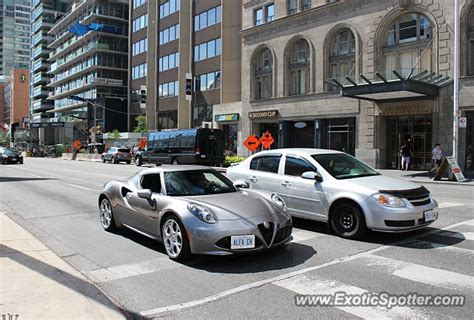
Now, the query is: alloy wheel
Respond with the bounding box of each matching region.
[163,219,183,258]
[100,199,112,229]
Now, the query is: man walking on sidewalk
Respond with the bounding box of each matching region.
[400,140,411,171]
[430,143,443,178]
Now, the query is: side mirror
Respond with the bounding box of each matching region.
[234,180,250,189]
[137,189,153,200]
[301,171,323,182]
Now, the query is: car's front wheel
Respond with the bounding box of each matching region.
[99,197,117,232]
[101,156,106,163]
[111,157,118,164]
[330,202,367,239]
[162,215,191,261]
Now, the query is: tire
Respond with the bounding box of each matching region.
[101,156,106,163]
[161,215,191,261]
[126,161,131,165]
[19,159,23,164]
[135,156,142,166]
[330,202,367,239]
[99,197,118,232]
[172,158,179,165]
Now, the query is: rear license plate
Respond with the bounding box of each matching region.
[11,158,16,161]
[424,209,438,222]
[230,235,255,249]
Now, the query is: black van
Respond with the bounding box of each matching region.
[134,128,225,166]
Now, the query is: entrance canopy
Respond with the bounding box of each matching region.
[327,69,452,102]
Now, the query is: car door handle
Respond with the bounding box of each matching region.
[249,176,258,182]
[281,181,291,187]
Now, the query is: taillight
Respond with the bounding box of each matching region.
[195,147,200,155]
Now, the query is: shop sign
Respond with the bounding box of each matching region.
[249,110,278,120]
[434,156,467,182]
[294,122,307,129]
[215,113,239,122]
[243,135,261,152]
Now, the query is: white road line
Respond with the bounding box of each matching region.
[414,240,474,255]
[139,218,474,317]
[437,231,474,241]
[466,220,474,226]
[86,257,176,283]
[366,255,474,292]
[291,229,324,243]
[275,275,425,319]
[438,202,464,209]
[67,184,92,191]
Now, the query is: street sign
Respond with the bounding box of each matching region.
[243,135,260,152]
[434,156,467,182]
[459,117,467,128]
[259,131,274,150]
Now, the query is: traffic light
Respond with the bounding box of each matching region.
[140,86,147,103]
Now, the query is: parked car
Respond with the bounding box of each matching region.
[134,128,225,167]
[98,166,292,260]
[101,147,131,164]
[226,148,439,239]
[1,147,23,164]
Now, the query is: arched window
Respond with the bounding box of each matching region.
[254,48,273,99]
[468,7,474,75]
[383,13,433,74]
[288,39,310,95]
[329,29,356,82]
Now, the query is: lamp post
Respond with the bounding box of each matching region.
[69,95,98,152]
[453,0,460,162]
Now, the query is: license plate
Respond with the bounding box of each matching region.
[230,235,255,249]
[424,209,438,222]
[11,158,16,161]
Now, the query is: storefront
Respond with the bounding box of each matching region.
[249,110,279,150]
[215,113,239,155]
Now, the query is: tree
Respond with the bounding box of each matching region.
[133,115,148,136]
[107,129,122,145]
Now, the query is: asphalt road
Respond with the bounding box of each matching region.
[1,158,473,319]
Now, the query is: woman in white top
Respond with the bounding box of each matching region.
[430,143,443,178]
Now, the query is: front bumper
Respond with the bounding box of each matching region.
[2,156,22,164]
[363,198,439,232]
[183,214,293,255]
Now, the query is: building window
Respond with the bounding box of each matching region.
[301,0,311,11]
[468,7,474,76]
[196,71,221,91]
[288,39,310,95]
[194,38,221,61]
[132,38,148,56]
[133,0,147,9]
[132,63,147,79]
[254,8,263,26]
[288,0,297,15]
[254,48,273,100]
[192,105,213,127]
[383,13,432,74]
[158,80,179,97]
[329,29,356,82]
[195,5,221,31]
[266,4,275,22]
[159,52,179,72]
[159,24,180,45]
[158,110,177,129]
[132,14,148,32]
[159,0,179,19]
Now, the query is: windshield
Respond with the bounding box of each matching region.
[164,170,236,196]
[118,148,130,153]
[312,153,380,180]
[3,149,18,156]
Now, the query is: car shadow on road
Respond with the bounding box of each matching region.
[0,177,55,182]
[114,227,168,255]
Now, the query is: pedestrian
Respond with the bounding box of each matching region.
[430,143,443,178]
[400,140,411,171]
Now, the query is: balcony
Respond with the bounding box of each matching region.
[33,19,54,33]
[32,46,50,60]
[32,32,54,47]
[32,99,54,112]
[33,74,51,85]
[32,86,50,99]
[32,59,49,72]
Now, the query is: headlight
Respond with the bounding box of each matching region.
[371,193,406,208]
[271,193,287,211]
[187,203,216,224]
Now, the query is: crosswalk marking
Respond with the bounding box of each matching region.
[275,275,426,319]
[438,202,464,209]
[366,255,474,292]
[414,240,474,255]
[85,257,177,283]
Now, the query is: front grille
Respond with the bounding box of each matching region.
[379,186,431,207]
[258,222,275,246]
[215,236,262,250]
[274,226,292,243]
[385,220,415,227]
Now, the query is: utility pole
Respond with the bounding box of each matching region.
[453,0,460,162]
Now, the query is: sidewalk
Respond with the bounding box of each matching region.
[377,169,474,186]
[0,212,125,320]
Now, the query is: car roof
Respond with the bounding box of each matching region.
[250,148,345,157]
[139,165,216,175]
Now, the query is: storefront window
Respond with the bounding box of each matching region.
[222,124,238,155]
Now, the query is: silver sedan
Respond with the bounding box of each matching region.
[227,149,439,239]
[98,166,292,260]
